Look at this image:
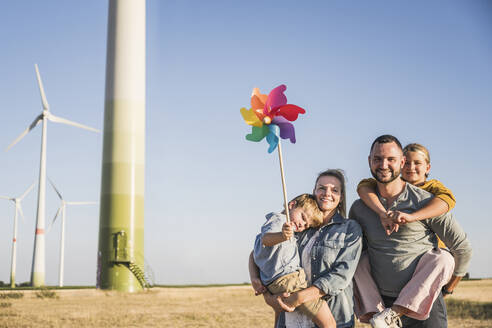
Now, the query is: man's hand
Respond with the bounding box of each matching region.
[251,278,267,296]
[379,211,399,235]
[282,222,294,240]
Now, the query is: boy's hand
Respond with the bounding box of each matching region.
[251,278,267,296]
[282,222,294,240]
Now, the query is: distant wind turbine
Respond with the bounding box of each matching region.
[6,64,100,287]
[0,183,35,288]
[48,180,97,287]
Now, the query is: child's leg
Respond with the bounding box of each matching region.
[352,251,385,323]
[310,301,336,328]
[392,248,455,320]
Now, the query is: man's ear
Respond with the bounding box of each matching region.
[400,154,406,168]
[288,201,296,210]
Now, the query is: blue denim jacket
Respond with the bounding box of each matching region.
[277,213,362,328]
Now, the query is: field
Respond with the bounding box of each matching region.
[0,280,490,327]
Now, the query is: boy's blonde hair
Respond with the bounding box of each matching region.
[289,193,324,227]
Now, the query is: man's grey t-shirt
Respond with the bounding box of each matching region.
[349,183,472,297]
[253,212,301,285]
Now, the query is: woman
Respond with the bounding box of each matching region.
[249,169,363,328]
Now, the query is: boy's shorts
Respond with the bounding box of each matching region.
[267,269,324,318]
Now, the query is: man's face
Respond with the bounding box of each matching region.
[368,142,405,184]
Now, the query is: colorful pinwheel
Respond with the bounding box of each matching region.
[240,85,305,153]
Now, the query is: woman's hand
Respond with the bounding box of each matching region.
[263,292,296,312]
[281,291,303,309]
[251,278,267,296]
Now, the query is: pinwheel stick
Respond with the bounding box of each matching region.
[277,141,290,223]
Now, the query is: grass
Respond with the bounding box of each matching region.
[0,280,489,327]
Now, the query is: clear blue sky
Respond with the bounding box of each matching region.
[0,1,490,285]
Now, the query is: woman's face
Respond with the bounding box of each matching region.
[314,175,342,213]
[402,151,430,185]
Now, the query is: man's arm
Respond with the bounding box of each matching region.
[428,213,472,292]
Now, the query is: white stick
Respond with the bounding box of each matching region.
[277,141,290,223]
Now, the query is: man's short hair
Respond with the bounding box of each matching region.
[370,134,403,154]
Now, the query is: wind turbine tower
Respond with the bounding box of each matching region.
[97,0,146,291]
[7,65,99,287]
[0,183,35,288]
[48,180,97,287]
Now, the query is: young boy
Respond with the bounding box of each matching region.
[252,193,334,328]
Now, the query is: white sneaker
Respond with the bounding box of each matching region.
[369,308,402,328]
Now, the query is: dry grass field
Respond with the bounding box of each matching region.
[0,280,490,327]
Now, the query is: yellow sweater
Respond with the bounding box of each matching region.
[357,178,456,248]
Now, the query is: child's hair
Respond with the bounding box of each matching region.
[403,143,430,163]
[288,193,324,227]
[403,143,431,178]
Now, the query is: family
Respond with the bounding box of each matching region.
[248,135,472,328]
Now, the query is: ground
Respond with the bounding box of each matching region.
[0,279,490,327]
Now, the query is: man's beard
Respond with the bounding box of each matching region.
[370,168,400,184]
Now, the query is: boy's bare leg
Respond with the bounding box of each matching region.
[311,302,336,328]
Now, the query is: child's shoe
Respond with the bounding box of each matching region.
[369,308,402,328]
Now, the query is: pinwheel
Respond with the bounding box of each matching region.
[240,84,306,223]
[240,84,305,153]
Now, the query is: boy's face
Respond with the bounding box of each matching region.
[289,206,313,232]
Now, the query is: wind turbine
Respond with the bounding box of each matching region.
[6,64,100,287]
[48,180,97,287]
[0,183,35,288]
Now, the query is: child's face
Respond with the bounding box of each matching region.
[288,207,313,232]
[402,151,430,185]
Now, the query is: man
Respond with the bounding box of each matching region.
[349,135,472,328]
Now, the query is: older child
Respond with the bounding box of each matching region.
[354,143,456,327]
[252,193,335,328]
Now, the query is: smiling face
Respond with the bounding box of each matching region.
[313,175,342,214]
[402,150,430,185]
[369,142,405,184]
[288,206,314,232]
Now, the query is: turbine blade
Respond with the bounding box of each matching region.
[48,114,100,133]
[20,182,36,200]
[17,204,26,223]
[6,114,43,151]
[48,206,63,232]
[35,64,50,110]
[0,196,11,200]
[48,178,63,200]
[66,201,98,205]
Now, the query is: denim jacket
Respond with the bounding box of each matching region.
[277,213,362,328]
